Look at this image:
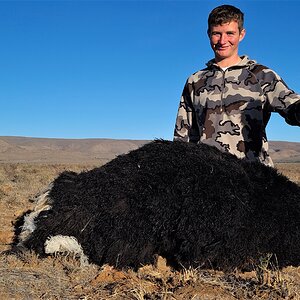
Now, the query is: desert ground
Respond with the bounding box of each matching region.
[0,137,299,299]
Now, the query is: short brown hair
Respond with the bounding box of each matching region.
[208,5,244,34]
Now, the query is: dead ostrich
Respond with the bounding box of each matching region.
[15,140,300,271]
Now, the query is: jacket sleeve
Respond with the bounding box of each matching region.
[173,80,200,143]
[262,69,300,126]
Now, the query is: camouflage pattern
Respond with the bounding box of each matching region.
[174,55,300,166]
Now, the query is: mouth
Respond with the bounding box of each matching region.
[216,46,229,51]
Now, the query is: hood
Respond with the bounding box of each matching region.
[206,55,257,68]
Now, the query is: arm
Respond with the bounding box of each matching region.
[262,69,300,126]
[284,100,300,125]
[173,80,200,143]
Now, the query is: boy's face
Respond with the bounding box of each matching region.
[208,20,245,62]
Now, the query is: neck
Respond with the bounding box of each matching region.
[215,55,241,68]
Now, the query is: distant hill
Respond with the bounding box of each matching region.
[269,141,300,163]
[0,136,150,164]
[0,136,299,164]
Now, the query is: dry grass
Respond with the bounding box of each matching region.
[276,163,300,185]
[0,162,299,299]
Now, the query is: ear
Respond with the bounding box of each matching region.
[207,28,211,38]
[239,28,246,42]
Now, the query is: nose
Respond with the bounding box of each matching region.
[219,34,228,45]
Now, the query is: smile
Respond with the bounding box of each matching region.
[216,47,229,51]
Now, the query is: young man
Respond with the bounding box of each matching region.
[173,5,300,166]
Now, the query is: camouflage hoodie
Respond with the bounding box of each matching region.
[174,55,300,166]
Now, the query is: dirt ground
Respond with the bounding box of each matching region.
[0,163,299,299]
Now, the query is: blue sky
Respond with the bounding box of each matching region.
[0,0,299,142]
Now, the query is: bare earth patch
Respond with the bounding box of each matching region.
[0,163,299,299]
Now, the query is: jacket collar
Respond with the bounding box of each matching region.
[206,55,257,69]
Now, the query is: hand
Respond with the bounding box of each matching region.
[296,103,300,123]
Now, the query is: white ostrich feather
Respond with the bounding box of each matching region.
[18,184,53,245]
[44,235,89,266]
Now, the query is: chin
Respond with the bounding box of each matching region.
[215,54,229,60]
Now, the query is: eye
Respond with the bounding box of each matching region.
[211,32,220,37]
